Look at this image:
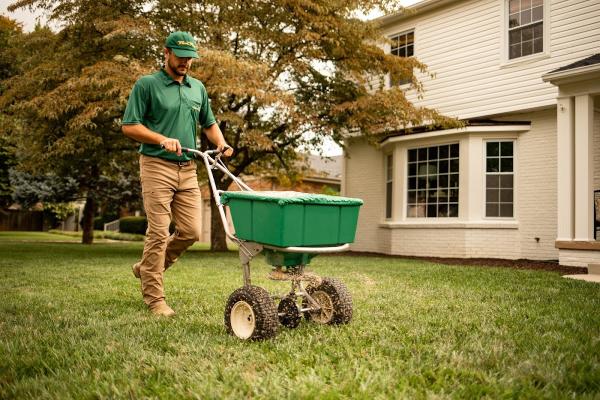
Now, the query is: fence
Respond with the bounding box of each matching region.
[0,209,44,231]
[104,219,120,232]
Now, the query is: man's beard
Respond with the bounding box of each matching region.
[168,58,188,76]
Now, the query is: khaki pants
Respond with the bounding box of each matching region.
[138,154,201,307]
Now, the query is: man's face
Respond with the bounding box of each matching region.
[165,48,193,76]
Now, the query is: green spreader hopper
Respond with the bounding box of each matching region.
[220,191,363,247]
[184,146,364,341]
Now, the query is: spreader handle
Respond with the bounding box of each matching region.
[182,147,230,155]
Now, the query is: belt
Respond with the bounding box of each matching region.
[165,159,194,167]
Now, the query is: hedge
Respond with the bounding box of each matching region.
[119,216,148,235]
[119,217,175,235]
[93,217,106,231]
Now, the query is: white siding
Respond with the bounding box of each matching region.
[380,0,600,119]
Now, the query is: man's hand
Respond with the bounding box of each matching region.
[218,143,234,158]
[160,138,182,156]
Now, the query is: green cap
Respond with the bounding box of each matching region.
[165,31,199,59]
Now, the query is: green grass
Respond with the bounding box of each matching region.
[0,232,599,399]
[47,229,147,242]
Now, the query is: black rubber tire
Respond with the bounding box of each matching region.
[224,285,278,340]
[278,296,301,329]
[303,277,353,325]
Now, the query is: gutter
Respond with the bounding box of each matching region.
[542,63,600,85]
[374,0,458,28]
[379,124,531,148]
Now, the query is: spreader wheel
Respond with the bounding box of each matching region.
[303,277,352,325]
[278,296,301,328]
[224,285,278,340]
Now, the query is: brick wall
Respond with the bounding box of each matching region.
[559,249,600,268]
[344,108,560,261]
[496,109,558,260]
[344,138,387,253]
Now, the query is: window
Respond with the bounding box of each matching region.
[485,141,514,217]
[390,30,414,85]
[407,144,459,218]
[508,0,544,59]
[385,154,393,219]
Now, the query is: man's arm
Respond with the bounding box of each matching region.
[204,123,234,157]
[122,124,182,156]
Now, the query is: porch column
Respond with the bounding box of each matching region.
[574,94,594,241]
[556,96,575,241]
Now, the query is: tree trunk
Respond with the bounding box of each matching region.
[81,195,95,244]
[210,191,228,251]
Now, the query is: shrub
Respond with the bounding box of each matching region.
[94,214,119,231]
[119,216,147,235]
[93,217,104,231]
[117,217,176,235]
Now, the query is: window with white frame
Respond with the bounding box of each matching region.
[508,0,544,60]
[407,144,459,218]
[485,141,514,217]
[385,154,393,219]
[390,30,414,85]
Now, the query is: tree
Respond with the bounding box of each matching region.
[0,16,24,208]
[0,134,16,208]
[1,1,155,243]
[3,0,458,248]
[0,15,23,82]
[151,0,460,250]
[9,170,78,228]
[9,170,78,208]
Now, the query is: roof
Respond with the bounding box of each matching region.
[542,53,600,84]
[375,0,457,28]
[305,154,342,179]
[548,53,600,74]
[380,120,531,142]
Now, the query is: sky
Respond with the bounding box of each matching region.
[1,0,47,31]
[1,0,423,31]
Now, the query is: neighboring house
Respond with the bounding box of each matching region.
[199,155,342,243]
[342,0,600,267]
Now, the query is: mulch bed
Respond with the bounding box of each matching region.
[340,251,587,276]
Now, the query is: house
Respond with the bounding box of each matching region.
[342,0,600,267]
[199,154,342,242]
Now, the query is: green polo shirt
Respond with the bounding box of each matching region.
[122,69,216,161]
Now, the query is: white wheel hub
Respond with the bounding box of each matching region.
[230,301,255,339]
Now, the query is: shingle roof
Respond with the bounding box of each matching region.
[549,54,600,74]
[380,119,531,141]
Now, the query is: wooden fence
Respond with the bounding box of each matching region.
[0,209,44,231]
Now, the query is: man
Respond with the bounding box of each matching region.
[122,31,233,317]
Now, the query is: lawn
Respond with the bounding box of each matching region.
[0,232,599,399]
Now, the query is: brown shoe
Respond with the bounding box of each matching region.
[149,302,176,317]
[132,262,141,279]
